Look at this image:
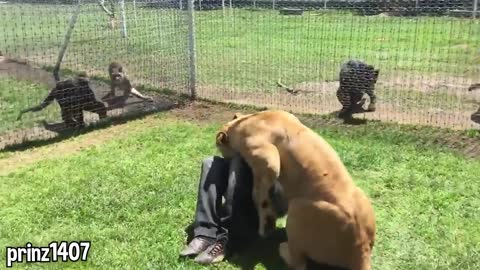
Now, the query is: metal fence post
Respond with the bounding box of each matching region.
[474,0,478,19]
[53,0,82,81]
[187,0,197,99]
[119,0,127,38]
[133,0,138,27]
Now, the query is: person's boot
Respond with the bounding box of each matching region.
[194,239,226,264]
[179,236,214,257]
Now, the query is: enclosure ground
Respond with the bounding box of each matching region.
[2,7,479,132]
[1,103,479,270]
[196,73,480,130]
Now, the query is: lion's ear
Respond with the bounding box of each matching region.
[233,113,244,120]
[216,131,228,145]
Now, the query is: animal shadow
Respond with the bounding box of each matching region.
[180,223,286,269]
[343,117,368,125]
[227,228,347,270]
[183,224,345,270]
[227,228,288,270]
[327,111,368,126]
[471,109,480,125]
[41,121,69,132]
[102,96,147,110]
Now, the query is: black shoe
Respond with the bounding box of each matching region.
[179,236,214,257]
[194,239,226,264]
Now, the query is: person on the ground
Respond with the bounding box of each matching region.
[179,154,288,264]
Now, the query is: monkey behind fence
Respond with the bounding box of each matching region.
[102,62,153,103]
[17,73,107,129]
[336,60,379,121]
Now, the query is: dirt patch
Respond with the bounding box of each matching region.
[196,75,480,130]
[294,73,477,96]
[378,72,476,96]
[169,101,253,124]
[0,56,57,88]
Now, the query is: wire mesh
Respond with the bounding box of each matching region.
[193,0,479,129]
[1,0,479,150]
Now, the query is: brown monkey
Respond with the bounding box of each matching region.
[102,62,153,103]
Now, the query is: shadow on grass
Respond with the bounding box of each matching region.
[182,223,348,270]
[0,96,188,153]
[181,223,288,270]
[324,111,369,126]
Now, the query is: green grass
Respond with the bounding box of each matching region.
[1,115,479,269]
[196,9,479,90]
[0,3,189,90]
[0,78,60,133]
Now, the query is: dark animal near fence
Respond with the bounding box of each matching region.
[17,74,107,129]
[336,60,379,122]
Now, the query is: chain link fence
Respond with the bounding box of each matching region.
[0,0,479,149]
[194,0,479,129]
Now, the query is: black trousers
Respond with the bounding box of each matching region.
[192,155,287,246]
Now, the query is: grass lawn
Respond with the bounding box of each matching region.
[0,78,60,134]
[196,9,479,90]
[1,113,479,269]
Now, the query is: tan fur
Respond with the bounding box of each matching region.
[102,62,153,103]
[215,110,376,270]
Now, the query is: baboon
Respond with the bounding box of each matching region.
[17,73,107,129]
[101,62,153,103]
[336,60,380,121]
